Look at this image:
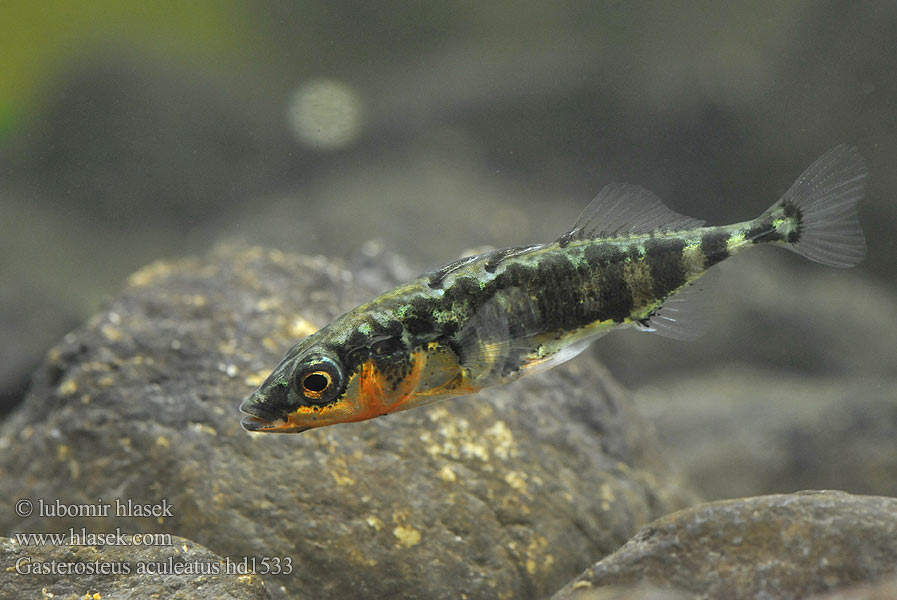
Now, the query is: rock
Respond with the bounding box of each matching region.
[634,368,897,500]
[0,245,694,600]
[552,491,897,600]
[807,573,897,599]
[553,585,696,600]
[1,536,269,600]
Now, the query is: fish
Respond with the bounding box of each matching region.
[240,145,866,433]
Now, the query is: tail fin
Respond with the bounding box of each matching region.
[755,145,867,267]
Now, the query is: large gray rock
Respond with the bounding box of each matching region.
[807,573,897,599]
[552,491,897,600]
[1,536,269,600]
[0,245,694,600]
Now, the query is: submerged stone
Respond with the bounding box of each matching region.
[552,491,897,600]
[0,245,693,600]
[0,536,269,600]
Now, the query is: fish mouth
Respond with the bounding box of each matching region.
[239,396,309,434]
[240,414,278,432]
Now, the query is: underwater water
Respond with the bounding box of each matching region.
[1,2,896,599]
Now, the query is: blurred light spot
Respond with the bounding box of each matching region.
[287,79,364,150]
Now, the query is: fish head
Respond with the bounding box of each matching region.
[240,324,475,433]
[239,329,353,433]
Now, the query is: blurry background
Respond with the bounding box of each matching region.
[1,1,895,497]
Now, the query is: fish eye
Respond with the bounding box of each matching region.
[302,371,331,395]
[293,355,343,404]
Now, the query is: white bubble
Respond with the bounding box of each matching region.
[286,79,364,150]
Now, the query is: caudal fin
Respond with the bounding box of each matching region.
[758,145,867,268]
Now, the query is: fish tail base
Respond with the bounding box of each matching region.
[752,145,867,268]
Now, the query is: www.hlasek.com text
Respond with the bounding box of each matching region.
[15,528,172,547]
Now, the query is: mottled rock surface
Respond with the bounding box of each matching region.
[0,536,268,600]
[553,586,696,600]
[807,573,897,599]
[0,245,694,600]
[552,491,897,600]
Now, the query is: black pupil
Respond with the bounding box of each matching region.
[303,373,329,392]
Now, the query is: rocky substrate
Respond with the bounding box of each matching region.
[0,246,692,600]
[0,536,268,600]
[552,491,897,600]
[1,245,894,599]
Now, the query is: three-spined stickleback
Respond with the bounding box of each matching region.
[240,146,866,433]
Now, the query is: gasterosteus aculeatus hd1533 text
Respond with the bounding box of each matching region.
[240,146,866,433]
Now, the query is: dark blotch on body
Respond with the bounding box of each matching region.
[579,243,638,323]
[746,221,784,244]
[701,230,730,267]
[403,316,434,336]
[597,261,634,322]
[782,199,803,243]
[644,239,687,299]
[782,199,800,219]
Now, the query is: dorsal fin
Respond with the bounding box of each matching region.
[558,183,704,246]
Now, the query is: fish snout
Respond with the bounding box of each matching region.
[239,392,310,434]
[239,394,281,431]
